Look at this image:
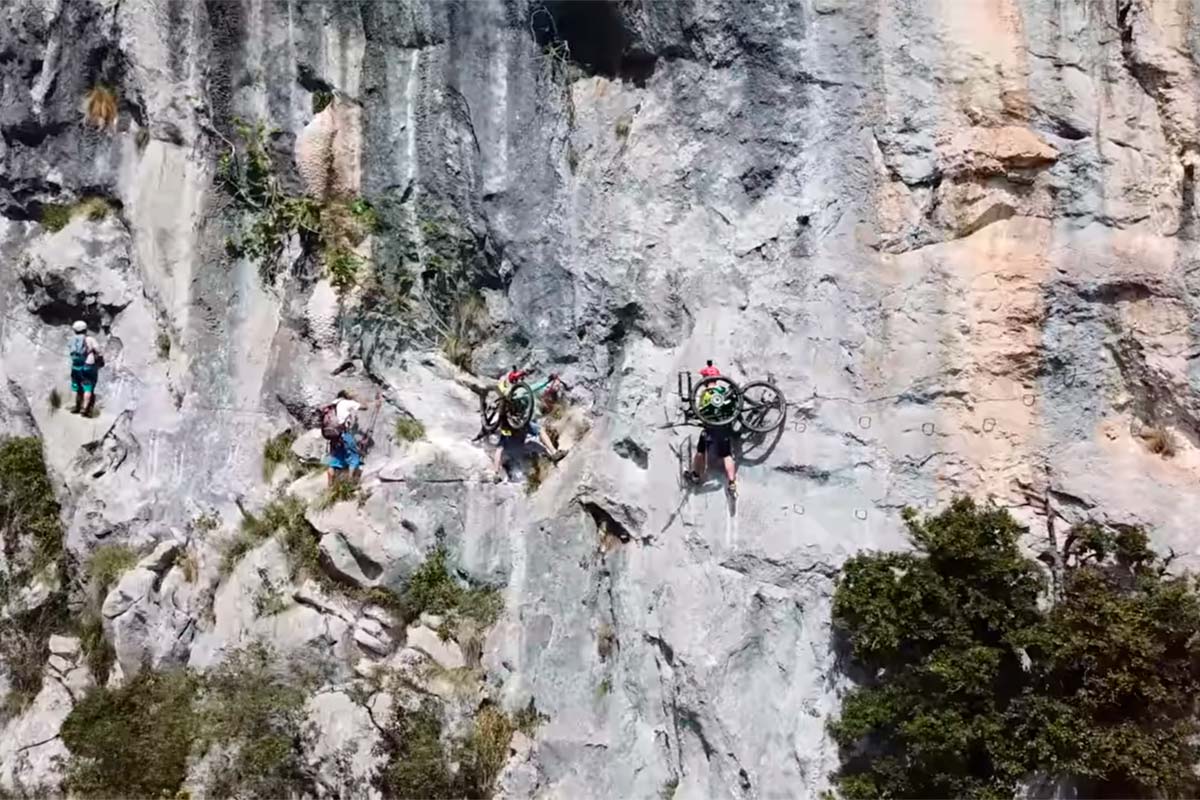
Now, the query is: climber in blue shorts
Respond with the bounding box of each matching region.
[68,320,103,416]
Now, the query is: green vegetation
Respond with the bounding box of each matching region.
[262,428,298,481]
[217,119,377,292]
[314,477,360,511]
[394,415,426,442]
[398,547,503,631]
[0,595,68,716]
[0,437,63,580]
[312,89,334,114]
[87,544,139,595]
[524,454,549,496]
[40,197,115,232]
[828,498,1200,800]
[227,494,319,580]
[195,643,317,798]
[62,644,317,799]
[374,700,524,799]
[62,669,199,797]
[78,610,114,685]
[156,330,171,359]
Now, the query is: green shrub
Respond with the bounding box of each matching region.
[311,89,334,114]
[40,204,72,232]
[87,544,139,595]
[0,437,63,577]
[239,494,321,581]
[374,699,455,798]
[61,669,200,798]
[78,610,115,685]
[394,416,425,442]
[828,499,1200,800]
[400,547,503,630]
[156,331,171,359]
[218,119,376,292]
[262,428,298,481]
[63,645,317,799]
[0,595,69,716]
[196,643,316,798]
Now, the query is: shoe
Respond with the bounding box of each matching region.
[684,470,700,484]
[727,480,738,498]
[549,450,566,463]
[69,407,81,415]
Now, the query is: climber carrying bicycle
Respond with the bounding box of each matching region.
[492,367,566,479]
[686,360,738,497]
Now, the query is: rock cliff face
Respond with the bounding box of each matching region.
[2,0,1199,796]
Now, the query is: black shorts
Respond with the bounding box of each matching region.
[697,428,732,458]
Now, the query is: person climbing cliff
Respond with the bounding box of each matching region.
[323,389,364,487]
[492,367,566,479]
[68,320,103,417]
[688,360,738,497]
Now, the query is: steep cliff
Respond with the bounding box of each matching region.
[1,0,1199,797]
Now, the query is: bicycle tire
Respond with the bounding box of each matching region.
[690,375,742,427]
[504,381,535,430]
[481,389,503,433]
[739,380,786,433]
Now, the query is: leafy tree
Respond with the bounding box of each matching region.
[829,498,1200,799]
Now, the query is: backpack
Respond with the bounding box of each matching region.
[69,335,88,368]
[320,404,343,442]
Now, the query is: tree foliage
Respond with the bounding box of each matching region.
[829,498,1200,799]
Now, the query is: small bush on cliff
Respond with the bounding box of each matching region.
[828,498,1200,799]
[374,699,523,799]
[400,547,502,630]
[394,415,426,442]
[87,544,139,595]
[262,428,298,481]
[217,118,376,292]
[63,645,318,798]
[62,669,200,797]
[196,643,318,798]
[0,437,64,575]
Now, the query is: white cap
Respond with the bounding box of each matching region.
[72,321,87,333]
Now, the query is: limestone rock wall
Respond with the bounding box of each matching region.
[1,0,1199,797]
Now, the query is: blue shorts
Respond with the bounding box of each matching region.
[327,431,362,470]
[70,366,98,393]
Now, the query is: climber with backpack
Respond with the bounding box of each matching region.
[687,360,738,498]
[68,320,104,416]
[322,389,364,487]
[492,367,566,480]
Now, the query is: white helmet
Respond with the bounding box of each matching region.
[72,321,87,333]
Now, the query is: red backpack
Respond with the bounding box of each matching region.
[320,404,343,441]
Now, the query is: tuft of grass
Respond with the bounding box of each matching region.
[237,495,322,582]
[0,596,69,718]
[83,85,119,129]
[394,416,425,442]
[78,610,115,686]
[76,196,113,221]
[0,437,64,574]
[253,583,290,617]
[87,544,140,596]
[1141,424,1177,458]
[314,478,359,511]
[155,331,171,360]
[39,197,114,232]
[525,454,549,496]
[40,204,72,232]
[48,388,62,412]
[311,89,334,114]
[660,777,680,799]
[614,112,633,142]
[262,429,298,482]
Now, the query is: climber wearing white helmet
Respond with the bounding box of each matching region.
[68,320,103,417]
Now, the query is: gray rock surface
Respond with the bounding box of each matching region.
[1,0,1200,797]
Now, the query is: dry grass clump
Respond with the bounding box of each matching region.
[83,86,118,129]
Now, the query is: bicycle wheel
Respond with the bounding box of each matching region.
[481,389,503,433]
[504,381,535,430]
[739,380,786,433]
[690,375,742,427]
